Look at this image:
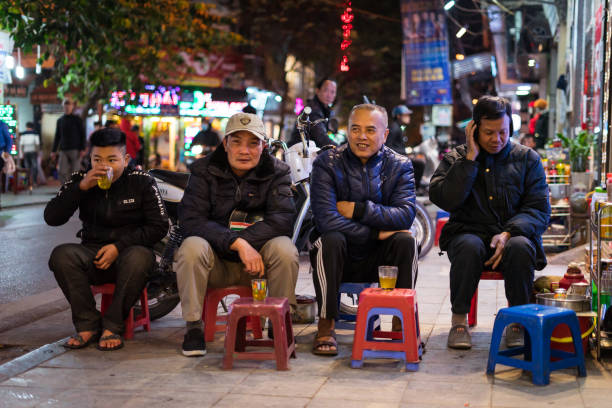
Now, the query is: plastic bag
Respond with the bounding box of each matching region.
[2,153,16,175]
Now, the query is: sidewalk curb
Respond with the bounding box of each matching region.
[1,198,51,209]
[0,338,68,383]
[0,289,69,334]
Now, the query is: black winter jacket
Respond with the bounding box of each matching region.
[288,95,337,148]
[310,144,416,258]
[44,168,169,251]
[385,121,407,155]
[179,145,295,261]
[52,114,86,152]
[429,141,550,269]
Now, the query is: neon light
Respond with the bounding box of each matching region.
[294,98,305,115]
[339,1,353,72]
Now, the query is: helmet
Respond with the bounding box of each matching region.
[392,105,413,118]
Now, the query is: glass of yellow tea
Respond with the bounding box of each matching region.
[378,266,398,290]
[97,167,113,190]
[251,278,267,301]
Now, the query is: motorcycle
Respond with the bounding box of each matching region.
[139,107,434,321]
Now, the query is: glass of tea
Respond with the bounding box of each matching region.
[251,278,267,301]
[378,266,398,290]
[97,167,113,190]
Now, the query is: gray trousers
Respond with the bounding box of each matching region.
[176,236,299,322]
[58,149,81,182]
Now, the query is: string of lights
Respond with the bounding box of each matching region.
[339,1,353,72]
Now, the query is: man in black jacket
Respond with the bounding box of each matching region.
[288,78,338,147]
[176,112,299,357]
[386,105,425,190]
[309,104,418,356]
[429,96,550,350]
[52,99,86,182]
[45,128,169,351]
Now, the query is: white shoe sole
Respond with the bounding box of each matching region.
[182,349,207,357]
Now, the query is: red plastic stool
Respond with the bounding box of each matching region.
[203,286,263,342]
[90,284,150,340]
[351,288,421,371]
[468,271,504,327]
[434,217,449,247]
[223,297,296,370]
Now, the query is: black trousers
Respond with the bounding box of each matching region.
[446,233,536,315]
[310,231,418,319]
[49,243,154,334]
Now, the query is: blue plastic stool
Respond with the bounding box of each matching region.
[436,210,450,220]
[337,283,374,322]
[486,304,587,386]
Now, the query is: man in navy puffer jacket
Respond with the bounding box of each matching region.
[309,104,418,355]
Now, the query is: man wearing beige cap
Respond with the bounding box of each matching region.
[176,112,299,356]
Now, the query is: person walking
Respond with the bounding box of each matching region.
[52,99,86,181]
[19,122,41,186]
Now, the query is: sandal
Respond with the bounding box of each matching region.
[63,331,100,349]
[96,333,124,351]
[312,329,338,356]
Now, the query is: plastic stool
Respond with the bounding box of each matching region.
[203,286,263,342]
[90,284,150,340]
[486,304,587,385]
[223,297,296,370]
[469,271,504,327]
[351,288,422,371]
[434,217,448,247]
[337,282,376,322]
[436,210,450,220]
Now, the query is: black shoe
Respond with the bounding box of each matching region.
[182,328,206,357]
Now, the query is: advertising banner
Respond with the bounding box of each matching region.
[400,0,452,105]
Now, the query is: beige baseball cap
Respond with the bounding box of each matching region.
[224,112,267,141]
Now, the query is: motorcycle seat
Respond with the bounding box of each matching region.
[149,169,190,190]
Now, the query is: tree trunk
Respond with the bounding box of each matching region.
[279,76,290,141]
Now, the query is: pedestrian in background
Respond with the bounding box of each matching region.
[0,119,14,209]
[52,99,86,182]
[19,122,41,186]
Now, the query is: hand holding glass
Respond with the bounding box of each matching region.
[378,266,398,290]
[97,167,113,190]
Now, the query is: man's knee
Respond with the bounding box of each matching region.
[261,236,298,264]
[176,236,211,263]
[388,231,416,250]
[49,243,85,273]
[318,231,347,253]
[504,236,535,258]
[118,246,154,277]
[448,234,487,260]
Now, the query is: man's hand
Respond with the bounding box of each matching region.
[484,232,511,270]
[79,167,110,191]
[337,201,355,219]
[93,244,119,270]
[466,120,480,161]
[230,238,264,277]
[378,230,410,240]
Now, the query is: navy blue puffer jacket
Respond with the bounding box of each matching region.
[310,144,416,257]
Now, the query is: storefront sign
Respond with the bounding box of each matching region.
[400,0,452,105]
[110,85,180,116]
[5,84,28,98]
[179,90,247,117]
[0,104,18,155]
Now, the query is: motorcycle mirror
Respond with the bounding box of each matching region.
[303,106,312,115]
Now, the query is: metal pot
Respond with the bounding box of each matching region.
[535,293,591,312]
[294,295,316,323]
[549,183,570,200]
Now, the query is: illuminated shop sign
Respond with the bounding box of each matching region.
[179,90,247,117]
[109,85,248,117]
[0,104,18,155]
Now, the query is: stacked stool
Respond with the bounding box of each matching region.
[90,284,150,340]
[223,297,296,370]
[202,286,263,341]
[486,304,587,385]
[351,288,422,371]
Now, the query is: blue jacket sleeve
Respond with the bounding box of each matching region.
[0,122,12,153]
[503,150,551,238]
[357,160,416,230]
[179,172,238,258]
[310,156,375,244]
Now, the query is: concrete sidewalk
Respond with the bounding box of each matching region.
[0,184,59,209]
[0,252,610,407]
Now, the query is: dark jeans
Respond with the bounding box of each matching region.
[23,152,38,184]
[446,233,536,315]
[49,243,154,334]
[310,231,418,319]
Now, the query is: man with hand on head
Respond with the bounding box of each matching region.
[176,112,299,357]
[309,103,419,356]
[429,96,550,350]
[45,128,168,351]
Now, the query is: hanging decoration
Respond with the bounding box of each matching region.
[339,1,353,72]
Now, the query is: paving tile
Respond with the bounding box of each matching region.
[580,386,612,408]
[314,377,408,404]
[401,379,491,406]
[119,392,226,408]
[141,370,251,393]
[39,351,121,370]
[309,397,397,408]
[37,388,135,407]
[0,367,96,389]
[215,393,309,407]
[411,360,492,385]
[0,385,59,408]
[491,381,583,407]
[229,372,327,398]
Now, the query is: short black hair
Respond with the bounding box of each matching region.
[104,119,117,127]
[94,121,102,127]
[90,128,126,148]
[131,124,140,131]
[473,96,514,135]
[26,122,34,128]
[316,77,336,90]
[242,105,257,114]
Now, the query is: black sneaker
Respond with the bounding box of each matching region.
[182,328,206,357]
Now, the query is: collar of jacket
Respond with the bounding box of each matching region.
[312,95,332,117]
[344,144,385,168]
[477,139,512,162]
[207,143,276,180]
